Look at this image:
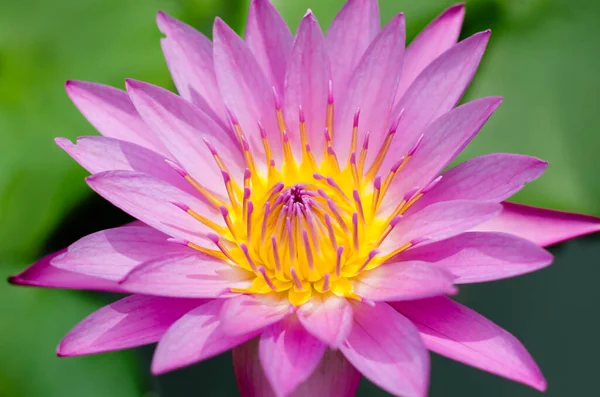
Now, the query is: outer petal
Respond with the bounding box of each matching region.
[409,153,548,214]
[86,171,222,247]
[259,318,326,397]
[395,4,465,101]
[326,0,380,93]
[8,250,123,292]
[283,11,330,162]
[353,261,457,301]
[297,295,352,348]
[233,340,361,397]
[119,252,252,298]
[245,0,293,94]
[382,97,503,211]
[340,301,429,397]
[393,297,547,391]
[151,299,258,374]
[475,202,600,247]
[65,80,167,155]
[380,31,491,174]
[220,294,291,337]
[334,13,406,163]
[57,295,202,356]
[400,232,553,283]
[380,200,502,256]
[213,18,281,166]
[157,11,227,126]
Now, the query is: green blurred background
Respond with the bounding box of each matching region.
[1,0,599,395]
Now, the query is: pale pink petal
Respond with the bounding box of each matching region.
[340,301,429,397]
[152,299,259,374]
[326,0,379,93]
[259,318,326,396]
[395,4,465,101]
[283,11,330,162]
[400,232,553,283]
[380,200,501,256]
[65,80,167,155]
[86,170,222,247]
[393,297,547,391]
[220,294,291,337]
[245,0,293,94]
[381,97,503,211]
[233,340,361,397]
[8,250,123,292]
[380,31,491,174]
[213,18,281,167]
[334,14,406,163]
[475,202,600,247]
[157,11,228,126]
[409,154,548,214]
[297,296,352,348]
[353,261,457,301]
[57,295,202,356]
[126,78,244,195]
[119,252,252,298]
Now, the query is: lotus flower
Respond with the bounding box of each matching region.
[10,0,600,396]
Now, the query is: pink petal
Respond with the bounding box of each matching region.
[400,232,553,283]
[334,13,406,163]
[297,296,352,348]
[65,80,167,155]
[86,170,222,247]
[326,0,380,94]
[245,0,293,94]
[119,252,252,298]
[213,18,281,167]
[283,11,330,162]
[380,30,491,175]
[220,294,291,337]
[409,154,548,214]
[8,250,123,292]
[55,136,198,197]
[476,202,600,247]
[380,200,502,256]
[259,318,326,396]
[157,11,228,126]
[57,295,201,356]
[339,301,429,397]
[353,261,457,301]
[51,225,191,281]
[233,340,361,397]
[395,4,465,102]
[125,78,244,195]
[381,97,503,211]
[393,297,547,391]
[151,299,258,374]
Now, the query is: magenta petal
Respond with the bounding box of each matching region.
[354,261,457,301]
[245,0,293,94]
[220,294,290,337]
[297,296,352,348]
[57,295,201,357]
[119,252,252,298]
[395,4,465,101]
[409,153,548,214]
[400,232,553,283]
[152,299,258,374]
[340,301,429,397]
[393,297,547,391]
[326,0,380,94]
[9,250,123,292]
[475,202,600,247]
[259,318,326,396]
